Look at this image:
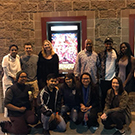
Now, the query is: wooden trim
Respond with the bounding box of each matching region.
[41,16,87,50]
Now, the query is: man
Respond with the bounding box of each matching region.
[98,37,118,110]
[37,73,66,135]
[20,42,39,112]
[74,39,99,84]
[0,71,38,134]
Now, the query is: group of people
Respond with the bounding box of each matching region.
[0,37,134,135]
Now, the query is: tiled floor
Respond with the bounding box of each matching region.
[0,113,135,135]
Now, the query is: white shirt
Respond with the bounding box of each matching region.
[2,54,21,96]
[105,50,117,80]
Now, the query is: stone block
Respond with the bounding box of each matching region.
[100,10,117,18]
[38,2,54,12]
[0,13,12,21]
[86,11,95,19]
[121,9,130,17]
[21,4,37,13]
[0,22,5,29]
[73,2,89,11]
[87,28,95,38]
[60,11,68,16]
[13,13,29,20]
[3,4,20,13]
[5,22,21,31]
[122,28,129,35]
[121,18,129,28]
[121,36,129,43]
[68,11,77,16]
[14,31,29,39]
[35,30,42,39]
[91,1,108,10]
[87,19,95,27]
[6,39,23,47]
[35,21,41,30]
[55,2,72,11]
[108,0,126,9]
[30,13,34,20]
[100,28,116,36]
[34,13,42,21]
[76,11,86,16]
[127,0,135,8]
[22,22,34,30]
[50,12,60,17]
[29,31,35,38]
[0,30,13,39]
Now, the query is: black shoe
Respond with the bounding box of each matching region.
[43,129,50,135]
[0,121,8,133]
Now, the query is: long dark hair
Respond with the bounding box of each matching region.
[118,42,133,60]
[64,73,75,87]
[112,77,124,95]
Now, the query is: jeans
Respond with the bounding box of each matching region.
[41,113,66,131]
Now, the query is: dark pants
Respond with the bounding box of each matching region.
[102,112,125,130]
[76,108,99,127]
[4,110,38,134]
[100,80,112,111]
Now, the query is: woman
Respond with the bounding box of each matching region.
[116,42,135,93]
[37,40,59,90]
[60,73,80,123]
[101,77,131,135]
[77,72,99,130]
[2,44,21,117]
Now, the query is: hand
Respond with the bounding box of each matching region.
[101,113,107,120]
[80,104,87,112]
[19,107,26,112]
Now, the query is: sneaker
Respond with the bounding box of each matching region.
[42,129,50,135]
[92,126,98,130]
[0,121,8,133]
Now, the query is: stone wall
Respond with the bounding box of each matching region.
[0,0,135,112]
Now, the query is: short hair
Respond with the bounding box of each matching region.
[9,44,18,51]
[46,73,57,81]
[24,42,33,48]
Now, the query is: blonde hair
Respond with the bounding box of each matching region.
[41,40,55,58]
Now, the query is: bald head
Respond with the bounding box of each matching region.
[85,39,93,52]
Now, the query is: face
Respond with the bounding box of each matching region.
[120,44,127,54]
[10,46,18,58]
[85,40,93,52]
[43,41,52,52]
[47,78,57,90]
[105,42,113,52]
[65,77,73,88]
[112,78,119,92]
[24,45,33,55]
[81,74,91,88]
[17,72,27,84]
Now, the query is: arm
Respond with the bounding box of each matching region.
[4,88,26,112]
[123,56,135,87]
[37,89,53,116]
[104,91,129,115]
